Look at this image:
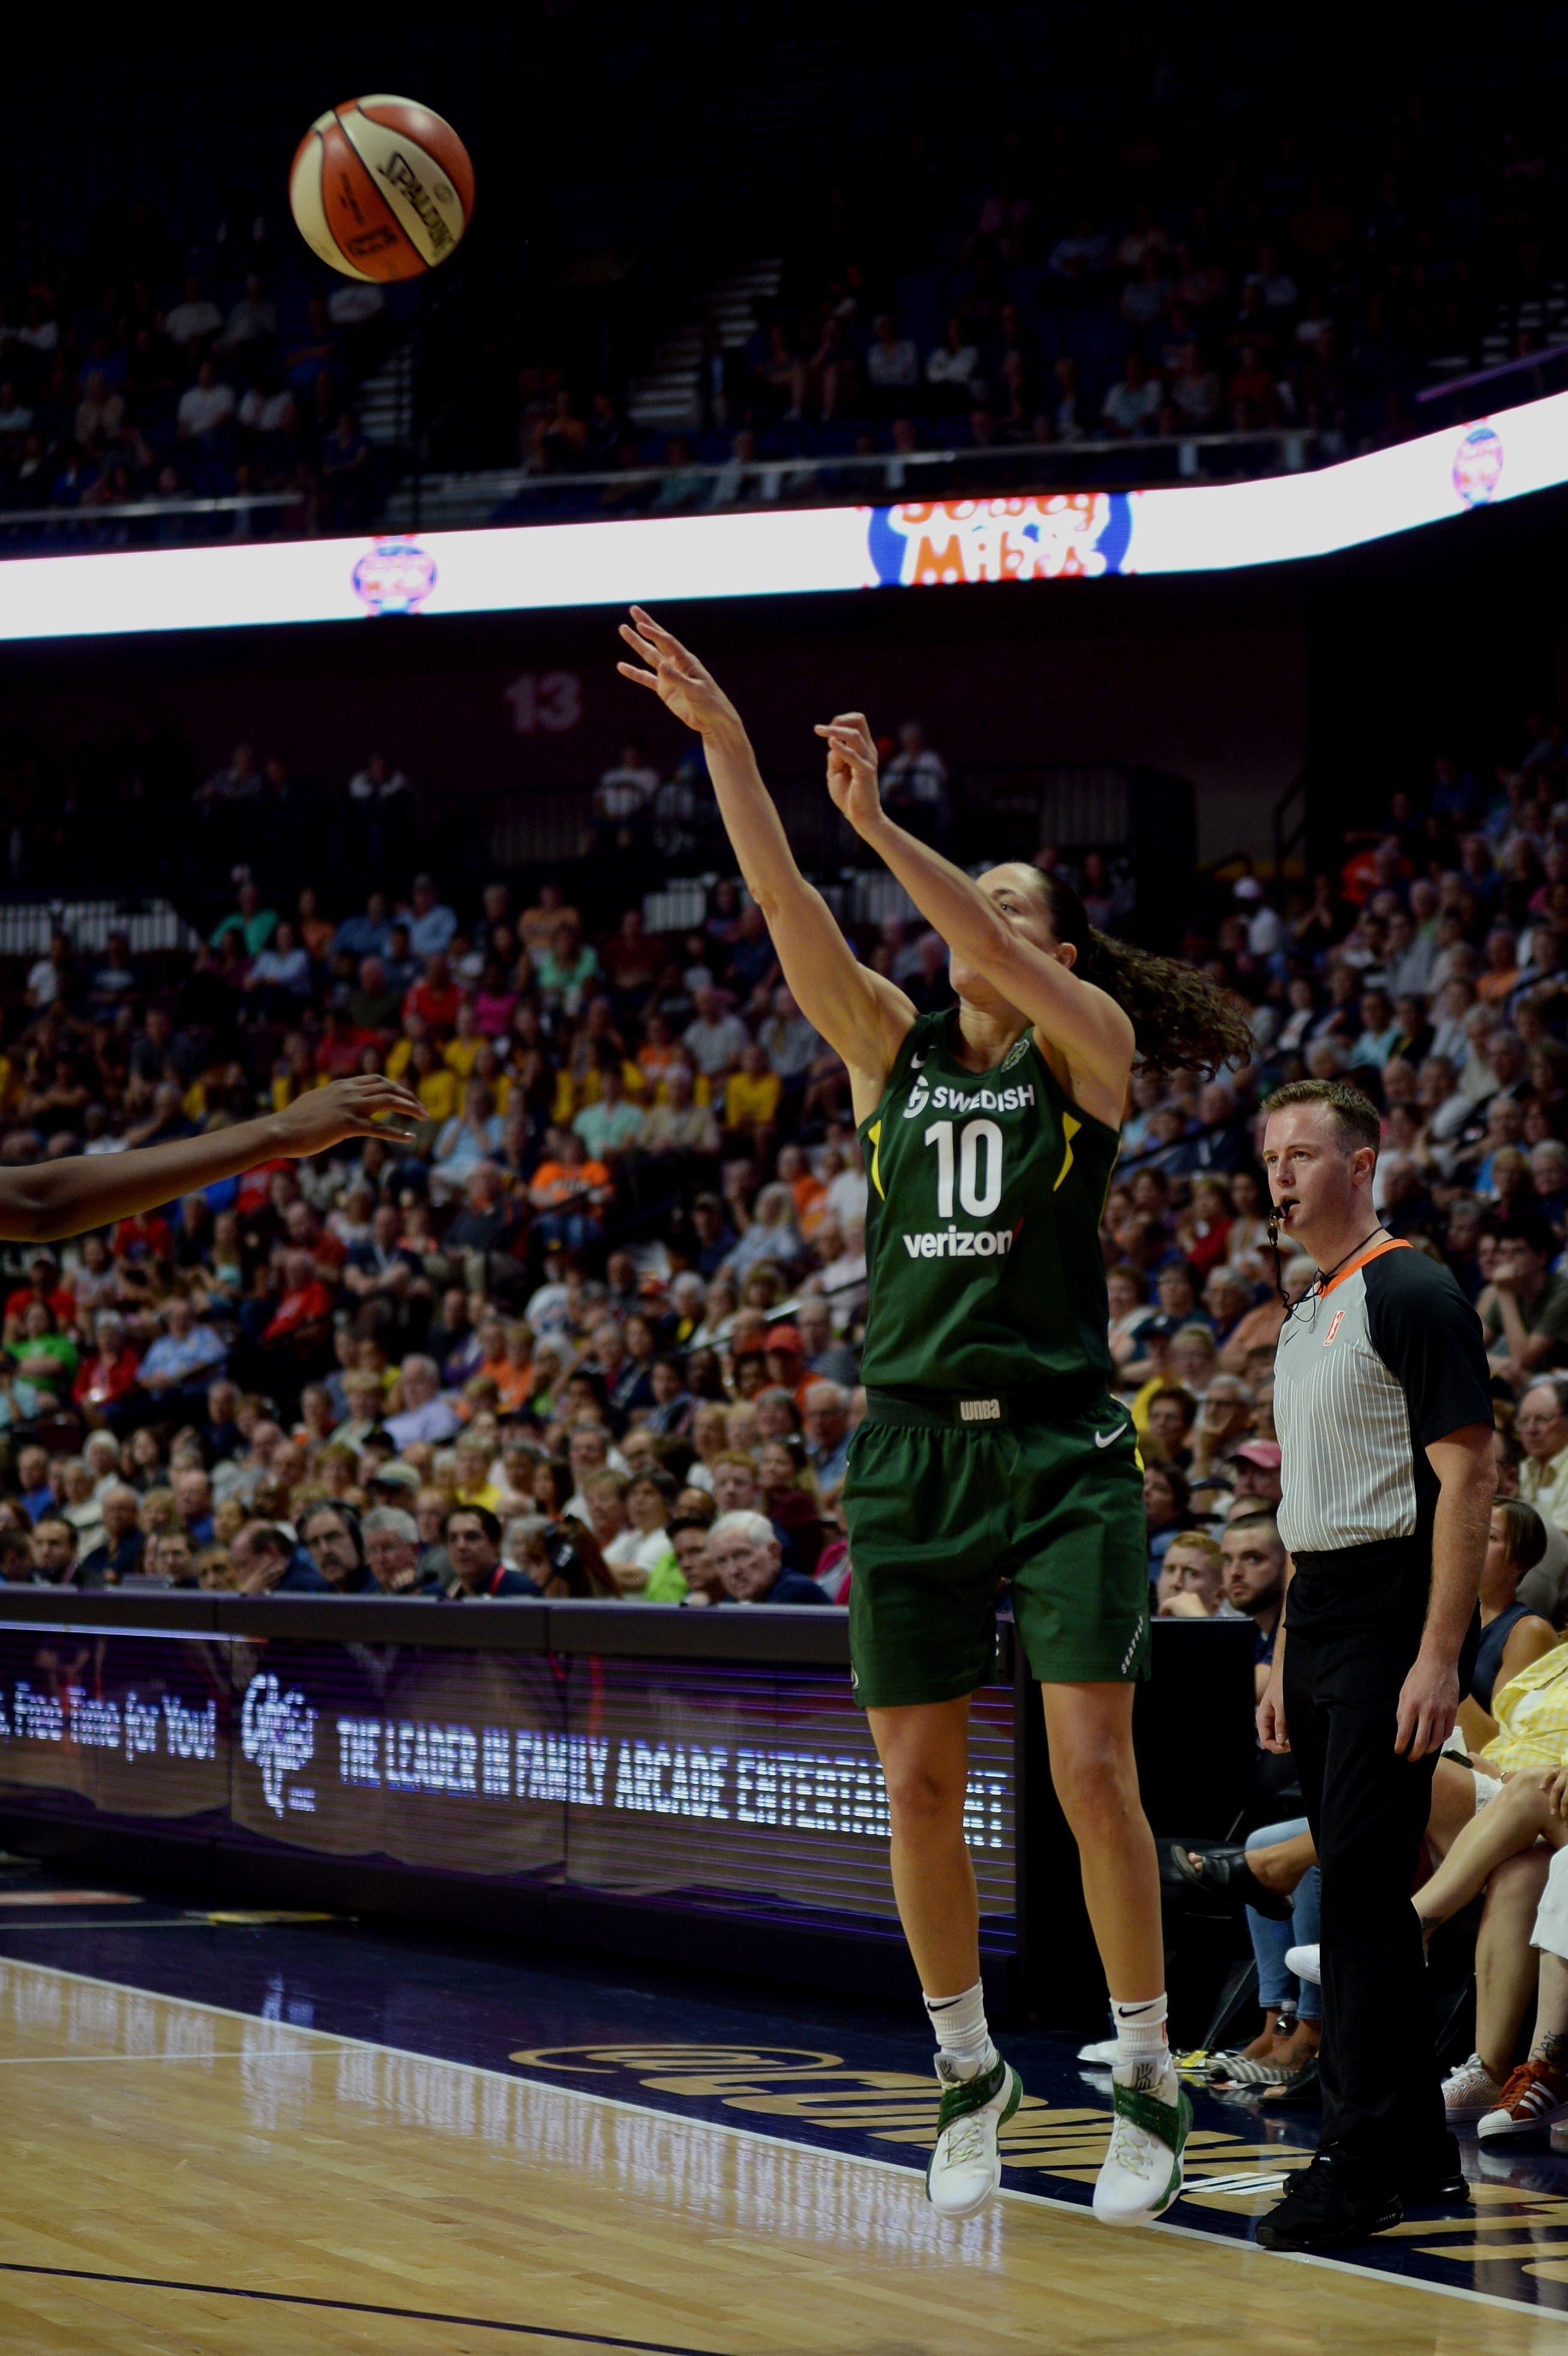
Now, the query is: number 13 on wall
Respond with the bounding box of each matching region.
[505,672,583,733]
[925,1118,1004,1217]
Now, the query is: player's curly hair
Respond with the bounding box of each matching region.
[1029,873,1254,1080]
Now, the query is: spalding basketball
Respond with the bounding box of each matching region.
[290,97,474,281]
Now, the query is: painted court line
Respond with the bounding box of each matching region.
[4,1954,1564,2333]
[0,2046,352,2065]
[0,2262,732,2354]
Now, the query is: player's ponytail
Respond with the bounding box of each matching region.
[1034,874,1254,1080]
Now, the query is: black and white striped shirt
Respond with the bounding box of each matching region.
[1274,1239,1492,1558]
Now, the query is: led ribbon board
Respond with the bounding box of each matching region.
[0,1623,1016,1943]
[0,394,1561,642]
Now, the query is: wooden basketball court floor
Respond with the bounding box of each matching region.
[1,1905,1567,2354]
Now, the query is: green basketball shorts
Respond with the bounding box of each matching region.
[844,1393,1150,1709]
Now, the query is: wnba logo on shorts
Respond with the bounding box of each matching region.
[1323,1309,1344,1347]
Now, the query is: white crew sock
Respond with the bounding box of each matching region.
[1110,1992,1173,2088]
[924,1980,993,2077]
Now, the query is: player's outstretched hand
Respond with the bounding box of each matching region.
[814,713,885,837]
[272,1077,424,1158]
[617,607,740,738]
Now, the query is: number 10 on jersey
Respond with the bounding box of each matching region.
[925,1119,1004,1218]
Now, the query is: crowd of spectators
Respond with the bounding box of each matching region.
[502,34,1568,515]
[0,209,393,545]
[1114,708,1568,2119]
[14,15,1563,548]
[9,700,1568,2118]
[0,831,886,1614]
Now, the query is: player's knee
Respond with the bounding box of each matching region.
[883,1758,963,1833]
[1049,1739,1138,1833]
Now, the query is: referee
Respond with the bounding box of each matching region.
[1254,1078,1494,2252]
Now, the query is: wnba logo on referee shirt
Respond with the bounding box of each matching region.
[1323,1309,1344,1347]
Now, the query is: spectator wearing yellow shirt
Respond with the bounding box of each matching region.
[724,1041,782,1157]
[443,1001,485,1083]
[450,1432,505,1514]
[408,1039,460,1125]
[385,1012,427,1083]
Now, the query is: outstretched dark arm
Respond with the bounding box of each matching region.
[0,1075,421,1243]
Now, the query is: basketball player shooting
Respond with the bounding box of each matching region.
[0,1076,421,1245]
[618,607,1249,2225]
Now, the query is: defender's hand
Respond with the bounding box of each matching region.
[272,1077,422,1158]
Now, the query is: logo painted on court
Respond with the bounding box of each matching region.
[240,1672,317,1818]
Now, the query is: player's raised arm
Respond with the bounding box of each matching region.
[816,713,1132,1107]
[617,609,915,1107]
[0,1075,421,1243]
[814,713,1251,1120]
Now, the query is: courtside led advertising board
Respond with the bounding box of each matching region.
[1,391,1563,643]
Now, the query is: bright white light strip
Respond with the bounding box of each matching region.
[0,389,1561,643]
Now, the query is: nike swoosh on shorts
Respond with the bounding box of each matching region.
[1095,1425,1129,1449]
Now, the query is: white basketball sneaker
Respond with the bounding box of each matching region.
[1443,2052,1504,2125]
[1285,1942,1321,1986]
[1093,2060,1192,2225]
[925,2051,1023,2219]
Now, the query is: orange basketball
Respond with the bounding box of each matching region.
[289,95,474,281]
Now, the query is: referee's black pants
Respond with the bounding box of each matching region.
[1284,1543,1477,2172]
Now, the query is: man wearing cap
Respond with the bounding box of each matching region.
[366,1458,422,1504]
[1231,1439,1283,1507]
[763,1324,811,1408]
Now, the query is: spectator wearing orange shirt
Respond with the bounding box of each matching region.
[529,1129,613,1252]
[1477,925,1522,1008]
[488,1321,535,1416]
[775,1142,828,1235]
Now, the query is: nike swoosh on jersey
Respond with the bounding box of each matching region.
[1094,1424,1130,1449]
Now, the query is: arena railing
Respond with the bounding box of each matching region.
[389,425,1325,533]
[0,897,198,957]
[0,429,1322,556]
[0,490,300,556]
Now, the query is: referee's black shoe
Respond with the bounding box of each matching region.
[1255,2147,1402,2252]
[1399,2130,1470,2208]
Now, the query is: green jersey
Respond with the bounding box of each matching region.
[856,1009,1120,1395]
